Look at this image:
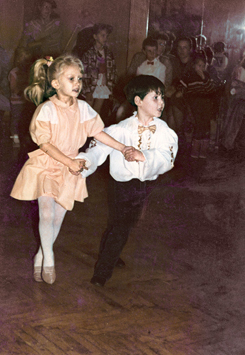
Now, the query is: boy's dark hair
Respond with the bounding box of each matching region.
[142,37,158,50]
[124,75,165,107]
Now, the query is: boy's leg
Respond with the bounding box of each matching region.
[91,179,148,286]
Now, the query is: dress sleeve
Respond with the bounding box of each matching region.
[85,114,104,137]
[29,104,52,146]
[78,101,105,137]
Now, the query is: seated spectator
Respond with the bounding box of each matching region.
[81,23,116,122]
[153,32,173,90]
[212,41,229,82]
[176,53,217,158]
[136,37,166,85]
[221,53,245,157]
[115,37,167,123]
[167,37,194,133]
[19,0,62,59]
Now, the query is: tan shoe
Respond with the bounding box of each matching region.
[42,266,56,284]
[33,266,43,282]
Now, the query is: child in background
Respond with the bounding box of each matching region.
[8,47,32,146]
[153,33,173,90]
[82,23,117,120]
[177,53,217,158]
[136,37,166,85]
[77,75,178,287]
[212,41,229,82]
[10,54,131,285]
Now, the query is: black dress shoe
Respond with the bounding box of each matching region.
[115,257,126,268]
[90,275,106,287]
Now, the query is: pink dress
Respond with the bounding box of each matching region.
[10,95,104,210]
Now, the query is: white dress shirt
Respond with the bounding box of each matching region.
[136,57,166,85]
[77,113,178,182]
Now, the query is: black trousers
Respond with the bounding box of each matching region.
[93,177,156,281]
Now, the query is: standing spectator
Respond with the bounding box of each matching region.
[136,37,166,85]
[8,47,32,146]
[0,43,10,135]
[19,0,62,59]
[212,42,229,82]
[82,23,117,119]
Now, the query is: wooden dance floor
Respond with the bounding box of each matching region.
[1,124,245,354]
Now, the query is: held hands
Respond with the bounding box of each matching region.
[68,159,88,176]
[122,146,145,162]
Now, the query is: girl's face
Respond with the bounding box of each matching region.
[40,2,52,21]
[94,29,109,48]
[194,59,206,72]
[52,65,83,103]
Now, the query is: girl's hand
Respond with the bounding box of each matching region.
[68,159,87,174]
[124,147,145,162]
[121,146,134,156]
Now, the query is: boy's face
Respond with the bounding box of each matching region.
[136,90,164,118]
[144,46,158,61]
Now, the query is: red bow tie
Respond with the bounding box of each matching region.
[147,61,154,65]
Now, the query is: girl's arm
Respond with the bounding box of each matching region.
[94,131,126,153]
[40,142,84,172]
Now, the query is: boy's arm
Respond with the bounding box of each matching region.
[76,139,112,178]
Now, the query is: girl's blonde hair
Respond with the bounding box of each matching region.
[24,54,84,106]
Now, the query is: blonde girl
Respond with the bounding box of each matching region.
[11,54,128,284]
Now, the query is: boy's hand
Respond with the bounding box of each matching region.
[124,147,145,162]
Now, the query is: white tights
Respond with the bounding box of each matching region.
[34,196,67,267]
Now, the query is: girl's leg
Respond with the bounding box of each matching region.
[38,196,56,267]
[38,196,67,265]
[53,201,67,244]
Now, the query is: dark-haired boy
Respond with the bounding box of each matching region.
[77,75,178,287]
